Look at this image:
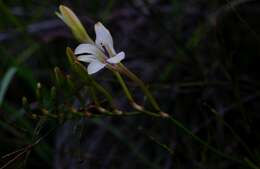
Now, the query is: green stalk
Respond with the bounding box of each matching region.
[244,158,260,169]
[118,64,161,112]
[140,109,242,163]
[72,56,114,105]
[89,86,100,106]
[207,105,254,158]
[166,115,242,163]
[90,78,114,105]
[113,71,134,103]
[112,69,150,113]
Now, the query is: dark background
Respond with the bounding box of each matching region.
[1,0,260,168]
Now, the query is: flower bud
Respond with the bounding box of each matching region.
[57,5,94,43]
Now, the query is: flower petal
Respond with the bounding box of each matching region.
[87,61,106,75]
[74,44,106,60]
[94,22,115,54]
[106,52,125,64]
[77,55,97,63]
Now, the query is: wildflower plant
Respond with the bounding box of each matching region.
[19,5,252,168]
[56,5,162,114]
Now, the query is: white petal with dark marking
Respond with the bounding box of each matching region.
[94,22,115,54]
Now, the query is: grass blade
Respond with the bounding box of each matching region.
[0,67,17,106]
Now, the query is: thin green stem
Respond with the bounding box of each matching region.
[118,64,161,112]
[244,158,260,169]
[74,61,114,105]
[167,115,241,163]
[140,109,161,117]
[144,132,175,155]
[91,78,113,104]
[113,71,134,103]
[72,108,141,118]
[207,105,254,159]
[135,108,242,163]
[89,86,100,106]
[113,69,158,115]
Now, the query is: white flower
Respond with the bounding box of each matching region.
[74,22,125,75]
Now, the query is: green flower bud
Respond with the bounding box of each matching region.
[56,5,94,43]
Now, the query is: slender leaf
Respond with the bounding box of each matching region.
[0,67,17,106]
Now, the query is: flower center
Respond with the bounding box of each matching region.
[100,43,110,58]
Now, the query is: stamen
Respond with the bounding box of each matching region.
[100,43,110,58]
